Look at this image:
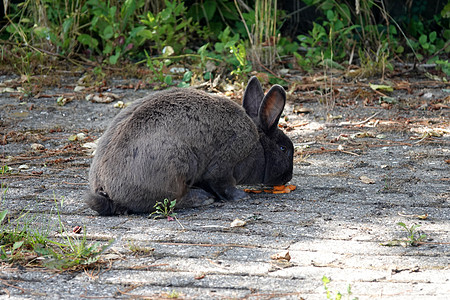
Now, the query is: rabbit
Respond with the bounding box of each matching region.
[87,76,293,215]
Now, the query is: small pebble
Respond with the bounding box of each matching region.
[31,143,45,150]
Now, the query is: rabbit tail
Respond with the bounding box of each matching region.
[86,191,116,216]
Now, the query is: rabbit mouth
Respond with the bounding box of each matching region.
[264,171,293,186]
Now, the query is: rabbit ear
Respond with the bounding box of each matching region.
[259,85,286,132]
[242,76,264,119]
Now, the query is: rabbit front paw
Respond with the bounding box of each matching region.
[178,188,216,208]
[224,187,250,202]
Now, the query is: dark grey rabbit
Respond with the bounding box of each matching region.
[87,76,293,215]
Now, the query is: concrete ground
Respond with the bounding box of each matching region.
[1,75,449,299]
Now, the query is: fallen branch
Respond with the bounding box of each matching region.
[325,111,382,127]
[158,242,259,249]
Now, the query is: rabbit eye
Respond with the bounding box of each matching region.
[280,145,287,152]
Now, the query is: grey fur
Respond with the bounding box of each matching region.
[87,77,293,215]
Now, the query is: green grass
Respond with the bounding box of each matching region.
[0,180,114,270]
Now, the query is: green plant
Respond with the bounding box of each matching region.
[177,70,193,87]
[213,26,242,66]
[436,59,450,77]
[1,165,10,203]
[150,198,177,219]
[322,275,358,300]
[145,51,174,87]
[0,199,113,270]
[140,0,198,55]
[230,42,251,78]
[206,26,251,79]
[77,0,146,64]
[397,222,427,246]
[401,3,450,62]
[1,165,10,175]
[295,0,448,75]
[187,0,240,37]
[162,290,180,298]
[297,1,361,68]
[42,233,113,270]
[379,171,393,191]
[355,43,393,79]
[235,0,279,70]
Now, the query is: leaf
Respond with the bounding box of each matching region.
[395,45,404,54]
[0,209,8,223]
[102,25,114,40]
[160,8,171,21]
[138,29,153,39]
[320,59,345,70]
[77,34,98,48]
[202,1,217,21]
[12,241,24,251]
[164,75,173,85]
[429,31,437,43]
[369,84,393,92]
[359,175,375,184]
[182,71,192,82]
[177,82,190,88]
[103,43,113,55]
[121,0,137,26]
[419,34,427,46]
[271,251,291,261]
[109,51,120,65]
[326,10,335,21]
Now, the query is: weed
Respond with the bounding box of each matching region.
[1,165,10,203]
[150,198,177,219]
[379,171,393,192]
[140,0,198,55]
[354,44,393,79]
[212,26,251,78]
[145,52,174,87]
[322,275,358,300]
[235,0,279,70]
[1,165,10,175]
[396,222,427,246]
[381,222,427,247]
[77,0,146,64]
[0,196,114,270]
[2,0,448,79]
[162,290,180,298]
[177,70,193,87]
[230,42,251,78]
[295,0,448,74]
[435,59,450,77]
